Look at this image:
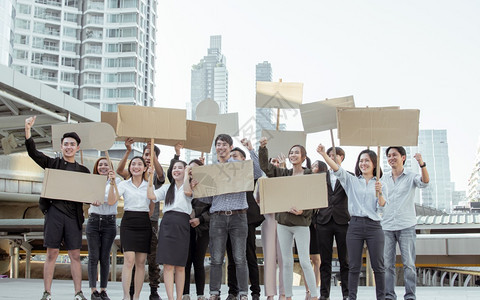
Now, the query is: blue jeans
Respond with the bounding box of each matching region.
[86,213,117,289]
[209,213,248,296]
[384,226,416,300]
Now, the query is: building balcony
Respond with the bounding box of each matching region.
[35,0,61,7]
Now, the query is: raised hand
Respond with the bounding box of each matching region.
[259,137,268,148]
[240,138,253,150]
[316,144,326,155]
[124,137,134,151]
[174,142,183,156]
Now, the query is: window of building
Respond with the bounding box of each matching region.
[62,57,76,67]
[17,4,31,15]
[15,19,30,30]
[14,35,29,45]
[64,12,78,23]
[13,65,28,75]
[14,50,28,60]
[61,72,76,82]
[62,42,77,52]
[63,27,77,38]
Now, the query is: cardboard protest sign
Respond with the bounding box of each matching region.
[256,81,303,109]
[258,173,328,214]
[197,113,239,137]
[116,104,187,141]
[300,96,355,133]
[101,112,117,131]
[52,122,115,151]
[160,120,217,153]
[192,160,254,198]
[41,168,107,204]
[261,130,307,158]
[337,107,419,146]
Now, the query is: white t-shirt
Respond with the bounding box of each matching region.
[117,178,151,212]
[88,177,121,215]
[154,183,193,215]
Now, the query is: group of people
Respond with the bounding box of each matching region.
[25,115,429,300]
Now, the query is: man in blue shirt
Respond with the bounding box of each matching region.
[382,146,429,300]
[204,134,263,300]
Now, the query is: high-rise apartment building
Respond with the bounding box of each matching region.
[190,35,228,119]
[8,0,157,111]
[382,129,454,212]
[0,1,16,67]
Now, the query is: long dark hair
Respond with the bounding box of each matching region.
[354,150,383,178]
[312,160,328,173]
[165,160,187,206]
[127,156,147,178]
[288,144,311,169]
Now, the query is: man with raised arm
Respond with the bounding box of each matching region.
[25,116,90,300]
[382,147,429,300]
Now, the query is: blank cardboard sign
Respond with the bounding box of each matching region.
[197,113,239,138]
[52,122,115,151]
[256,81,303,109]
[116,105,187,141]
[258,173,328,214]
[300,96,355,133]
[261,130,307,158]
[160,120,217,153]
[337,107,420,146]
[41,168,107,204]
[192,160,254,198]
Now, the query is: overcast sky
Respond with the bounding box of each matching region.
[155,0,480,191]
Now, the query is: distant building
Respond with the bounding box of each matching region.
[382,129,454,212]
[0,1,15,67]
[190,35,228,119]
[467,136,480,202]
[189,35,228,163]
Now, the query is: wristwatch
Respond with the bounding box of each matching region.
[420,162,426,168]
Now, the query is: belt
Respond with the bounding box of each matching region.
[214,209,247,216]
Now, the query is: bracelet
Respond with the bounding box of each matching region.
[420,162,426,168]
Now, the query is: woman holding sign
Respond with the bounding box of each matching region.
[108,156,153,300]
[87,157,119,300]
[258,137,319,300]
[147,160,194,300]
[317,145,387,300]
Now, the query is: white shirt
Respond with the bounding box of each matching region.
[381,170,428,231]
[154,183,193,215]
[117,178,151,212]
[329,169,338,189]
[89,178,121,215]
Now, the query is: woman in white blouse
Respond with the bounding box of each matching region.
[317,144,387,300]
[87,157,119,300]
[108,156,154,300]
[147,160,194,300]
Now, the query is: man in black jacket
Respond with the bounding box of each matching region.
[25,116,89,300]
[315,147,350,300]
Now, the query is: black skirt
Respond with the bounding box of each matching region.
[157,211,190,266]
[120,211,152,253]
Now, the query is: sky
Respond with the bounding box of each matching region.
[155,0,480,191]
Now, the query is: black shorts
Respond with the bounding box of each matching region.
[44,205,82,250]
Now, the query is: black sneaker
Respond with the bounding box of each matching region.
[149,290,161,300]
[99,291,110,300]
[91,291,101,300]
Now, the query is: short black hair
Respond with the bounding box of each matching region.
[386,146,407,165]
[326,146,345,161]
[143,144,160,157]
[61,132,81,145]
[231,147,246,159]
[215,134,233,146]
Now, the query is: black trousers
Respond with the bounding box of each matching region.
[184,227,210,295]
[347,216,385,300]
[316,218,349,298]
[226,223,261,296]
